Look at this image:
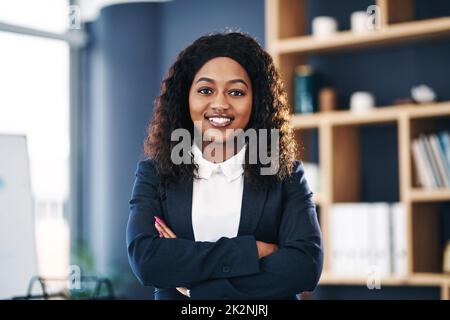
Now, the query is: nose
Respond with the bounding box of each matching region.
[210,93,230,112]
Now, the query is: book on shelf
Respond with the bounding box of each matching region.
[412,131,450,189]
[429,134,450,187]
[438,132,450,185]
[329,203,407,278]
[391,202,407,277]
[294,65,318,114]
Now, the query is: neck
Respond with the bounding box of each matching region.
[201,140,238,163]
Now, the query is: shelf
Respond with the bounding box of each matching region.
[268,0,450,300]
[275,17,450,55]
[290,101,450,129]
[290,112,322,129]
[319,273,450,287]
[409,188,450,202]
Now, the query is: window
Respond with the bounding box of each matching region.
[0,1,71,279]
[0,0,69,33]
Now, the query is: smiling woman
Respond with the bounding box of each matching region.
[126,32,323,300]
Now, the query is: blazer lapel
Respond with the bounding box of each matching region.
[238,178,269,236]
[165,175,268,240]
[165,177,195,241]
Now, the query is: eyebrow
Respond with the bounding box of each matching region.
[195,77,249,88]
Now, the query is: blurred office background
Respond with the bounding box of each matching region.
[0,0,449,299]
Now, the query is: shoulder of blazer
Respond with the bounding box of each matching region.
[136,158,160,183]
[262,160,306,192]
[282,159,311,195]
[293,159,305,175]
[135,158,168,200]
[284,160,305,183]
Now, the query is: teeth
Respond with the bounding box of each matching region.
[209,117,231,125]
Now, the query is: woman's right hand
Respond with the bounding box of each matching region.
[256,241,279,259]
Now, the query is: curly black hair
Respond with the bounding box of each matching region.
[144,32,297,188]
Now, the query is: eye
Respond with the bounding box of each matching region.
[229,90,245,97]
[198,88,213,95]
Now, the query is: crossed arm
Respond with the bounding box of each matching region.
[154,216,279,297]
[127,160,323,299]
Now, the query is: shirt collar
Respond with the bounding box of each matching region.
[191,142,246,182]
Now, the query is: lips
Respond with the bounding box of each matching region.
[204,114,234,128]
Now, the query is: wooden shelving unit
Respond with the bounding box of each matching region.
[409,188,450,202]
[266,0,450,299]
[291,102,450,127]
[273,17,450,55]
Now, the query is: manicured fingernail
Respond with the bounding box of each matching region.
[155,216,162,223]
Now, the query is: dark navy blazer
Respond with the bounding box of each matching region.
[126,159,323,300]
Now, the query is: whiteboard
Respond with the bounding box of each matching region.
[0,135,38,299]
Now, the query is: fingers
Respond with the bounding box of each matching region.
[155,222,169,238]
[155,216,177,238]
[270,243,279,254]
[256,241,279,259]
[154,216,177,238]
[176,287,188,297]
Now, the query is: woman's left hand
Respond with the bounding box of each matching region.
[154,216,189,298]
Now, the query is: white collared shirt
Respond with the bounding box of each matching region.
[191,143,246,242]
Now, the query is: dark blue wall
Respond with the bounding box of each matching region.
[82,2,162,298]
[307,0,450,108]
[157,0,265,82]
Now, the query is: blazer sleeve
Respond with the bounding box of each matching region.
[126,160,260,288]
[189,161,323,299]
